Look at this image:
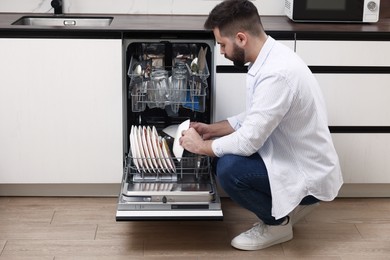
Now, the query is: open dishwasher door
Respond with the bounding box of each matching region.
[116,37,223,220]
[116,154,223,220]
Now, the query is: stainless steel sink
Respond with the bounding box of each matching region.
[12,16,113,27]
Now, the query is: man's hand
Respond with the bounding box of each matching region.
[190,122,213,140]
[179,127,215,156]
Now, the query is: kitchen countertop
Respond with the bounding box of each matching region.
[0,13,389,37]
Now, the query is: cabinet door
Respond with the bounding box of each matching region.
[316,74,390,126]
[0,38,123,184]
[296,39,390,185]
[214,73,246,123]
[295,40,390,66]
[332,134,390,183]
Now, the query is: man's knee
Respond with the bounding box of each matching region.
[216,155,240,186]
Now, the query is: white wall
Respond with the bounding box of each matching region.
[0,0,285,15]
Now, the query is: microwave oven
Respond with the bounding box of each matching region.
[285,0,380,23]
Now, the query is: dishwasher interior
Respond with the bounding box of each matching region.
[116,38,223,220]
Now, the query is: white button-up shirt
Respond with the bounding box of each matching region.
[212,36,343,219]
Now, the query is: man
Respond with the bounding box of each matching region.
[180,0,343,251]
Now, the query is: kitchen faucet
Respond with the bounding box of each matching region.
[51,0,63,15]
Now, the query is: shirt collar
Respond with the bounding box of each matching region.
[247,36,275,76]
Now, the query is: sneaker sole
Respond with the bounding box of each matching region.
[231,233,293,251]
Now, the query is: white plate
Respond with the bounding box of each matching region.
[158,136,170,172]
[136,125,150,173]
[162,124,178,138]
[146,126,159,169]
[152,126,168,173]
[141,126,155,172]
[129,125,140,173]
[132,126,144,172]
[162,138,175,172]
[173,119,190,161]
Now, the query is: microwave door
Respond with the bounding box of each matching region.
[292,0,365,22]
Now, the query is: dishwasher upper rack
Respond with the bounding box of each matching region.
[129,78,208,113]
[125,154,211,182]
[128,56,209,113]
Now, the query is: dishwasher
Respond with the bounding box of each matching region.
[116,36,223,220]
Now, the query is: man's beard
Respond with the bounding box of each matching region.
[228,43,246,70]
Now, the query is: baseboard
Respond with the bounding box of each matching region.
[338,184,390,197]
[0,184,121,197]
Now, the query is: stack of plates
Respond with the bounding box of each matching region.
[129,125,176,173]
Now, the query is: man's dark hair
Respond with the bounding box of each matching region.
[204,0,263,37]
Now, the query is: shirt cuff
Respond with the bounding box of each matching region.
[211,138,224,157]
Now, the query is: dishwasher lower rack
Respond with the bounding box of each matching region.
[116,155,223,220]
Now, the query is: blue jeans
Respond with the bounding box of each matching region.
[215,153,319,225]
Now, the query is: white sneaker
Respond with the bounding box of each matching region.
[289,202,320,226]
[231,221,293,251]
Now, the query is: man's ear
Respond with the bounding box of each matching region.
[235,32,247,47]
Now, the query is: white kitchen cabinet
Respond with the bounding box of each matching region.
[0,38,123,184]
[295,40,390,66]
[332,134,390,183]
[214,37,390,189]
[315,74,390,126]
[214,73,246,122]
[295,39,390,187]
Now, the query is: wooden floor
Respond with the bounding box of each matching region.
[0,197,390,259]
